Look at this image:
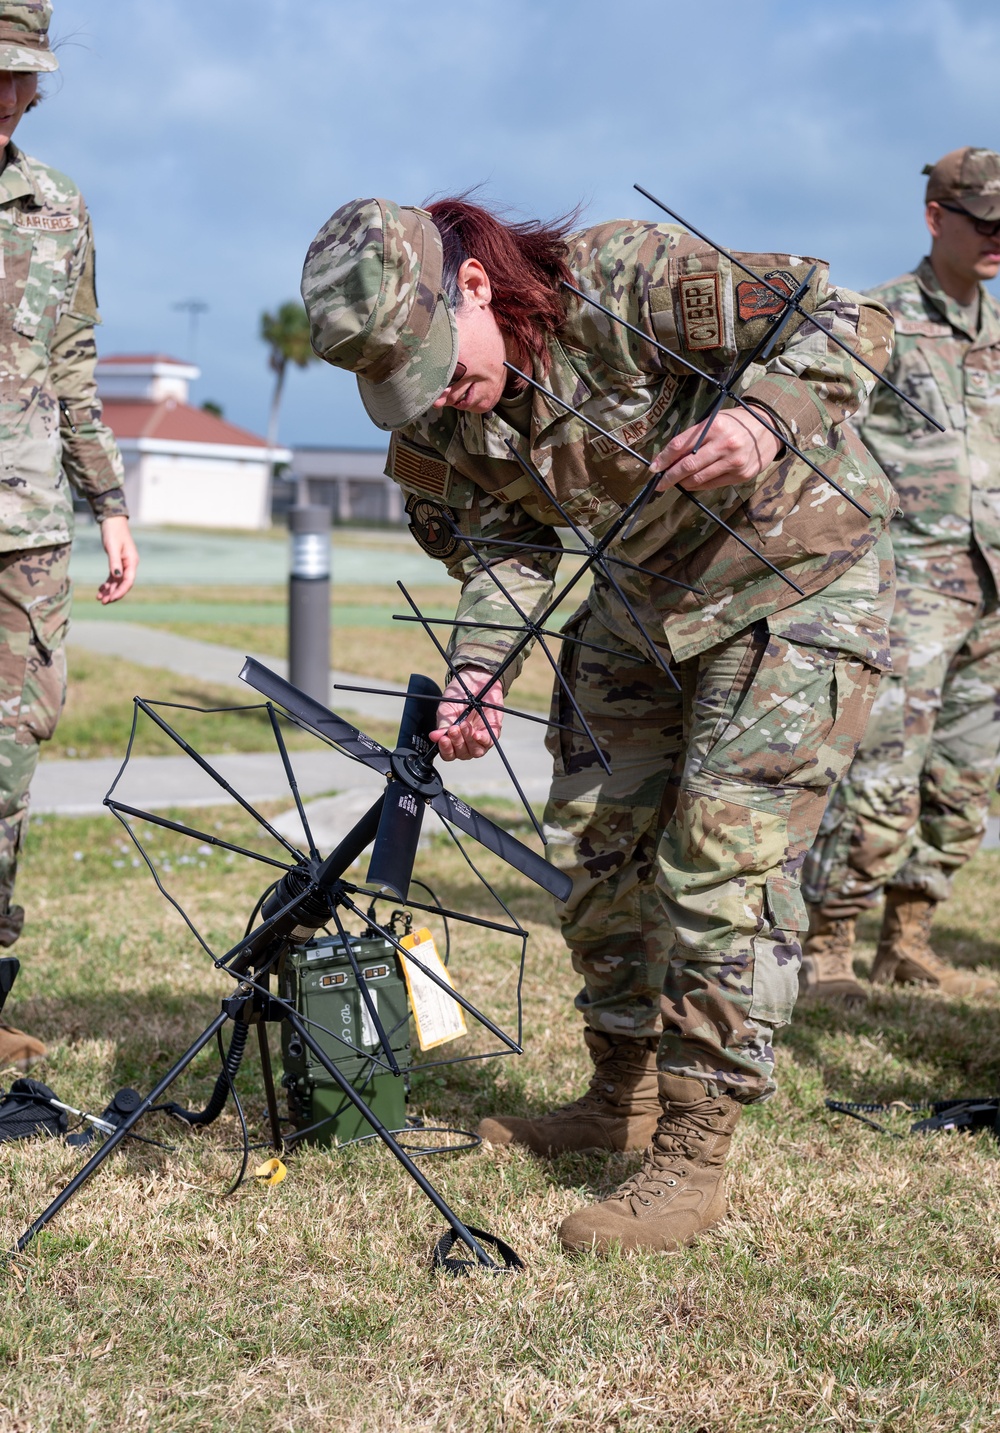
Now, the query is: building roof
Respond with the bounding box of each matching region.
[99,353,192,368]
[102,397,268,449]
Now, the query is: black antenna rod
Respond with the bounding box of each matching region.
[561,280,872,520]
[505,362,804,596]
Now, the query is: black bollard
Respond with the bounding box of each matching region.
[288,504,331,704]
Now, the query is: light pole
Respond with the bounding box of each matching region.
[288,504,331,703]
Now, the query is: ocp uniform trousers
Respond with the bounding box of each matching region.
[543,548,889,1102]
[802,574,1000,917]
[0,544,71,926]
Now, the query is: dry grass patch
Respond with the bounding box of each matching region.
[0,806,997,1429]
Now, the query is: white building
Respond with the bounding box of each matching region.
[97,355,290,531]
[288,445,400,524]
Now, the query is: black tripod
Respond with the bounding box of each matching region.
[15,663,571,1270]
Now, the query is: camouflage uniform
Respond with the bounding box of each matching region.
[303,203,897,1101]
[0,142,126,937]
[803,259,1000,919]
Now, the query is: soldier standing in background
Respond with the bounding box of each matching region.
[0,1,137,1067]
[801,148,1000,1002]
[302,194,896,1253]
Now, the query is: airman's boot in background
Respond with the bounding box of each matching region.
[871,889,995,997]
[798,908,866,1005]
[0,1023,45,1070]
[558,1074,742,1253]
[477,1030,660,1155]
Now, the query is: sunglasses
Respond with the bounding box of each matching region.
[937,202,1000,239]
[449,361,468,387]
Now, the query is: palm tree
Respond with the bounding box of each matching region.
[260,301,316,507]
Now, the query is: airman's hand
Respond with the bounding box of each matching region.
[97,515,139,603]
[650,409,781,495]
[431,667,504,761]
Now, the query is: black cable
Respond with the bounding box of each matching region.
[218,1026,251,1197]
[156,1021,250,1127]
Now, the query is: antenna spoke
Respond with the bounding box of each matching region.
[505,363,805,596]
[632,184,945,432]
[562,279,872,520]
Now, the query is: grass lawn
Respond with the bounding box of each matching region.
[0,792,998,1430]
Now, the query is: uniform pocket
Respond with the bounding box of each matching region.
[763,872,807,935]
[13,233,67,341]
[27,579,71,657]
[16,579,71,744]
[748,873,807,1026]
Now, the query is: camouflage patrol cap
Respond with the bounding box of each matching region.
[923,148,1000,221]
[301,197,458,431]
[0,0,57,72]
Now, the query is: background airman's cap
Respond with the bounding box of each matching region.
[301,197,458,431]
[923,147,1000,221]
[0,0,57,73]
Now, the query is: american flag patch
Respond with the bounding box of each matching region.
[390,437,451,498]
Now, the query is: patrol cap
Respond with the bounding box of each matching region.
[301,197,459,431]
[923,147,1000,221]
[0,1,58,73]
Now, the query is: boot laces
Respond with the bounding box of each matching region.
[613,1108,715,1202]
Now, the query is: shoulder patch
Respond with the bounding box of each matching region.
[405,494,460,560]
[678,272,722,350]
[735,269,798,322]
[388,434,453,500]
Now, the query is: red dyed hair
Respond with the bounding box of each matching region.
[426,197,577,374]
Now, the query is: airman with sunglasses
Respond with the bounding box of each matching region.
[802,148,1000,1002]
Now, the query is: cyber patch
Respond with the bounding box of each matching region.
[405,494,460,560]
[678,272,722,350]
[735,269,798,322]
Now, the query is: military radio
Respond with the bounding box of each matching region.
[279,924,413,1147]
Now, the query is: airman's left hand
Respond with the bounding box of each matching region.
[650,409,782,495]
[97,515,139,603]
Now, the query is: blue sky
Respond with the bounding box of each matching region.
[24,0,1000,450]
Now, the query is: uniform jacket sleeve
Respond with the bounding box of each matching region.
[51,212,127,520]
[387,432,560,688]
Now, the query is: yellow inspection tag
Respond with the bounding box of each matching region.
[399,927,468,1052]
[253,1158,287,1185]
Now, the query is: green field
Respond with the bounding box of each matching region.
[0,800,997,1431]
[9,537,997,1428]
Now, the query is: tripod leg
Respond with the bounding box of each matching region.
[14,1011,231,1254]
[256,1021,283,1152]
[284,1009,499,1269]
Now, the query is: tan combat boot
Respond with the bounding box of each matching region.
[871,889,995,998]
[0,1023,45,1070]
[558,1074,742,1254]
[798,908,866,1005]
[477,1030,660,1155]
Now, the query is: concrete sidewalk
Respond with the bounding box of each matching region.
[47,617,1000,851]
[34,620,553,817]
